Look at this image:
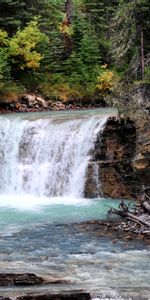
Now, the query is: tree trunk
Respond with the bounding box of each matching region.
[62,0,73,58]
[140,28,144,81]
[65,0,73,24]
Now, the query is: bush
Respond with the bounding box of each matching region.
[145,66,150,83]
[96,68,119,95]
[0,82,25,104]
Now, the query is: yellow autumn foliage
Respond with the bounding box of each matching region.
[40,81,82,102]
[0,30,8,46]
[9,21,48,70]
[59,15,73,36]
[97,70,117,95]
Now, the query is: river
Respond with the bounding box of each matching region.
[0,109,149,299]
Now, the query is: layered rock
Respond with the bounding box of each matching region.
[85,84,150,200]
[112,84,150,187]
[85,118,138,199]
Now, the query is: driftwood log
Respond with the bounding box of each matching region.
[108,199,150,228]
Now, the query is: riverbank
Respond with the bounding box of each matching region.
[0,93,107,114]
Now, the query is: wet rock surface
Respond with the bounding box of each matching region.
[16,292,91,300]
[0,274,90,299]
[0,273,70,287]
[104,84,150,198]
[85,83,150,200]
[85,117,138,199]
[0,292,91,300]
[0,273,44,286]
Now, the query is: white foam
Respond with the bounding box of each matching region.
[0,194,92,211]
[92,298,129,300]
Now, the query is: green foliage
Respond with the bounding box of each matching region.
[0,0,42,35]
[145,66,150,82]
[0,29,8,45]
[0,0,149,104]
[0,30,11,89]
[110,0,150,79]
[0,50,10,84]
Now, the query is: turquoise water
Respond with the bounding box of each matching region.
[1,107,117,121]
[0,196,122,227]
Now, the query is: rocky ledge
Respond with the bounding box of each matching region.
[0,93,105,113]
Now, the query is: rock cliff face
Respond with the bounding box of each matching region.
[132,86,150,186]
[85,118,139,199]
[85,84,150,200]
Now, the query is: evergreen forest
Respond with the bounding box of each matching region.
[0,0,150,105]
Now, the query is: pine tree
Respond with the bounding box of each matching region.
[110,0,150,80]
[0,0,33,35]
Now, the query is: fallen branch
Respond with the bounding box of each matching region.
[108,200,150,228]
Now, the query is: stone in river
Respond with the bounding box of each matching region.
[16,292,91,300]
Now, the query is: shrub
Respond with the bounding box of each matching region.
[0,82,25,104]
[96,68,119,95]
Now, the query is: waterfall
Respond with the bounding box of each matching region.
[0,112,107,198]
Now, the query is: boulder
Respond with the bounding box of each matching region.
[21,94,48,109]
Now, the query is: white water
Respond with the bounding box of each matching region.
[0,111,107,199]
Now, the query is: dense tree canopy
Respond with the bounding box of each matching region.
[0,0,149,103]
